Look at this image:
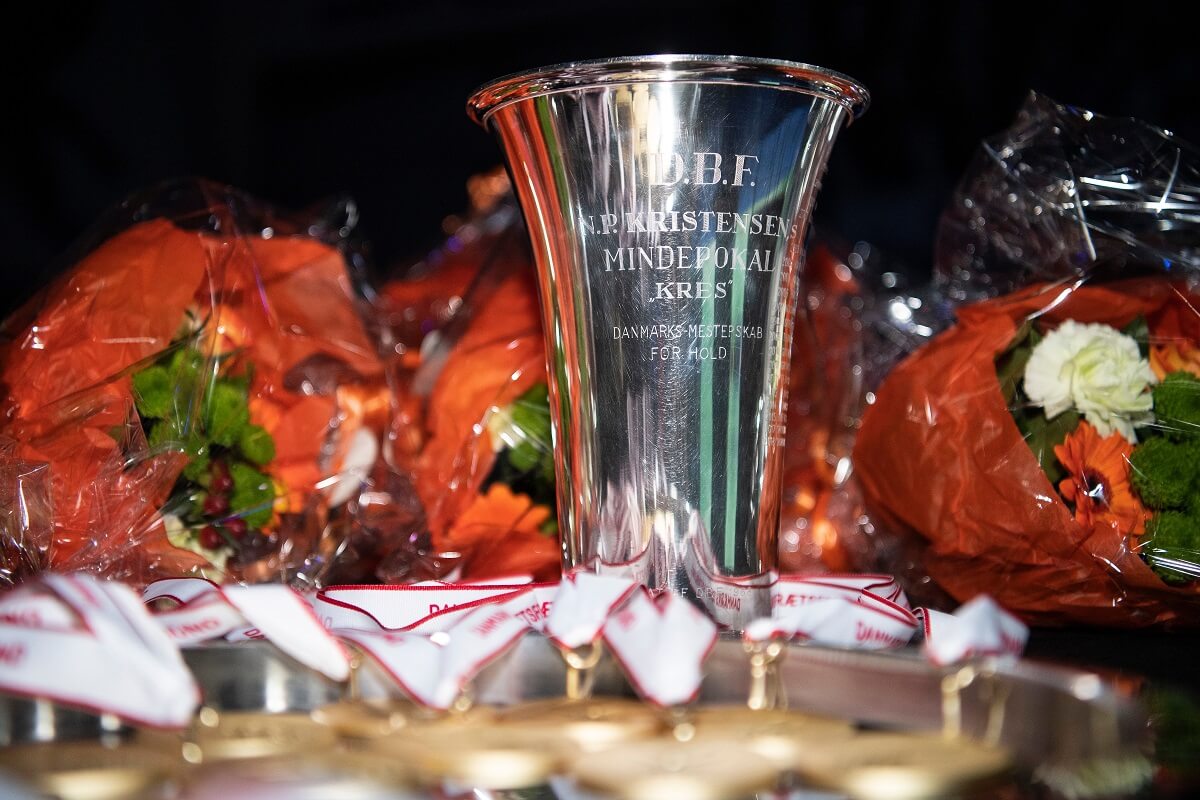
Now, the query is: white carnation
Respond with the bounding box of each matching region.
[1023,320,1155,442]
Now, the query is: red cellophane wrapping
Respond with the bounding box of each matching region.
[374,173,561,583]
[857,279,1200,626]
[0,180,404,588]
[854,94,1200,626]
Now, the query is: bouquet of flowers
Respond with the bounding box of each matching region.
[853,94,1200,626]
[0,180,400,588]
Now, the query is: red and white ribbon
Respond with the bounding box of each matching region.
[745,593,919,649]
[0,575,199,728]
[602,590,718,707]
[772,573,909,611]
[922,595,1029,666]
[143,577,222,606]
[748,575,1026,662]
[312,578,539,633]
[338,589,535,709]
[543,571,639,650]
[312,573,638,707]
[144,579,351,681]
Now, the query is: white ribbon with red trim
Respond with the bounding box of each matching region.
[602,590,718,707]
[310,573,636,708]
[747,575,1027,663]
[772,573,909,611]
[0,574,199,728]
[312,578,539,633]
[144,579,351,681]
[746,593,920,649]
[922,595,1029,666]
[543,571,639,650]
[338,590,535,709]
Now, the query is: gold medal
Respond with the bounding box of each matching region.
[310,699,413,739]
[371,723,561,789]
[185,710,337,763]
[180,749,415,795]
[796,732,1012,799]
[570,737,781,800]
[0,741,180,800]
[686,704,858,769]
[494,698,664,754]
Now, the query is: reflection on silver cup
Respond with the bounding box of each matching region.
[469,55,868,630]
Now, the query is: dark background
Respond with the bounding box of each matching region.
[3,0,1198,317]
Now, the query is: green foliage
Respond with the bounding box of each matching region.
[1130,437,1199,510]
[1153,371,1200,441]
[230,461,275,528]
[204,381,250,448]
[132,366,173,419]
[1134,372,1200,584]
[503,384,554,482]
[167,348,204,407]
[1144,512,1200,584]
[180,444,212,483]
[129,340,281,551]
[484,383,557,527]
[238,424,275,466]
[995,321,1041,406]
[148,419,211,484]
[1018,409,1079,487]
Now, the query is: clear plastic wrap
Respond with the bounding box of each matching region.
[0,179,407,589]
[854,93,1200,626]
[0,436,52,585]
[374,171,560,583]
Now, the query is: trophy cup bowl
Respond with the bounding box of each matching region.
[469,55,868,630]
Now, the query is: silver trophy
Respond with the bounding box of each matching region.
[469,55,867,630]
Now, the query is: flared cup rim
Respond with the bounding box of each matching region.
[466,54,869,126]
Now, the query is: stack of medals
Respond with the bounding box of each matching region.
[299,639,1013,800]
[0,615,1017,800]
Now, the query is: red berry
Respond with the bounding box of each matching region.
[198,526,222,549]
[210,474,234,493]
[203,494,229,516]
[225,518,248,539]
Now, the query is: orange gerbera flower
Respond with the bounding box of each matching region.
[441,483,560,581]
[1053,421,1150,538]
[1151,340,1200,380]
[1149,291,1200,379]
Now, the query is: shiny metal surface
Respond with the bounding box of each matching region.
[0,694,129,746]
[177,638,1145,787]
[470,55,867,629]
[467,54,869,125]
[1,640,1144,797]
[182,643,343,713]
[474,635,1146,774]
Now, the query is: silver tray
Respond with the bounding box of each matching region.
[182,634,1146,771]
[0,635,1151,799]
[0,695,130,747]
